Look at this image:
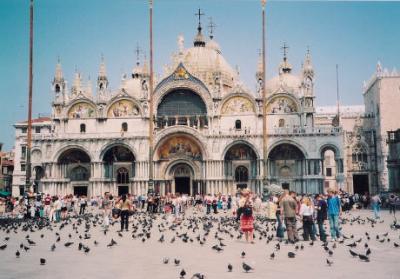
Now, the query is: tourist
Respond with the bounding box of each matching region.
[118,194,132,232]
[280,190,299,243]
[299,196,316,241]
[315,194,327,242]
[239,189,254,244]
[102,192,112,227]
[275,195,284,240]
[53,196,62,222]
[79,196,87,215]
[327,189,341,241]
[371,193,381,219]
[388,193,398,216]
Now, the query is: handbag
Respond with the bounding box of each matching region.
[112,208,121,218]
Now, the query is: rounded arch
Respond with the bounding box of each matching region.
[220,94,256,115]
[163,159,200,181]
[67,100,97,119]
[157,88,207,116]
[55,145,92,163]
[319,143,341,158]
[265,93,300,114]
[268,140,308,159]
[154,132,206,161]
[153,78,213,116]
[99,142,137,162]
[268,143,305,160]
[222,140,260,161]
[106,97,142,118]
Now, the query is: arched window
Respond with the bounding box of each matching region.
[352,144,368,163]
[279,119,285,127]
[235,119,242,130]
[122,122,128,132]
[80,123,86,133]
[117,167,129,184]
[55,84,61,93]
[70,166,89,181]
[235,166,249,182]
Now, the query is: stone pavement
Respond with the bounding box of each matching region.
[0,209,399,279]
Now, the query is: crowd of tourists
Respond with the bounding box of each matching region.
[0,189,398,243]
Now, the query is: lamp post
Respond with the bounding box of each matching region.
[25,0,34,194]
[261,0,268,186]
[148,0,154,194]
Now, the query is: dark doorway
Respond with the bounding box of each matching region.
[237,183,247,190]
[282,183,290,190]
[118,186,129,196]
[74,186,88,196]
[175,177,190,195]
[353,174,369,194]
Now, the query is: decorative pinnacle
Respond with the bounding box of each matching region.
[281,42,289,61]
[195,8,205,31]
[208,17,216,39]
[135,43,141,66]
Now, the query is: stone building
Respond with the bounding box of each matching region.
[12,22,347,197]
[387,129,400,191]
[0,143,14,193]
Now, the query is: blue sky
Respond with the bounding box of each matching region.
[0,0,399,150]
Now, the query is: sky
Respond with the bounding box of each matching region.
[0,0,399,150]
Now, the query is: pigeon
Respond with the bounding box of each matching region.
[0,244,7,250]
[349,250,358,257]
[227,263,233,272]
[174,258,180,266]
[64,242,74,247]
[241,251,246,258]
[242,262,253,273]
[180,269,186,278]
[358,254,369,262]
[40,258,46,265]
[394,242,399,248]
[15,250,20,258]
[366,248,371,256]
[326,258,333,266]
[163,257,169,264]
[270,252,275,260]
[191,273,204,279]
[288,252,296,258]
[51,244,56,251]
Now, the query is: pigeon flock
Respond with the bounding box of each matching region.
[0,209,400,278]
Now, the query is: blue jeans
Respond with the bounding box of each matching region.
[317,221,327,242]
[372,203,380,219]
[328,214,340,240]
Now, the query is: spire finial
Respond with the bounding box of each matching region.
[193,8,206,47]
[281,42,289,61]
[98,54,107,77]
[208,17,216,39]
[135,43,141,66]
[195,8,205,31]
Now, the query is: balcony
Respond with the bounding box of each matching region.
[154,115,209,130]
[270,126,342,136]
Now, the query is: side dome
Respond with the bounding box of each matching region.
[266,72,302,96]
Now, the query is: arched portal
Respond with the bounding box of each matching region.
[33,166,44,193]
[320,144,343,192]
[268,143,306,192]
[57,148,91,196]
[102,145,135,195]
[224,143,258,190]
[156,89,208,129]
[170,163,194,195]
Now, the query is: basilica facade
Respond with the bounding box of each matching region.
[12,25,348,197]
